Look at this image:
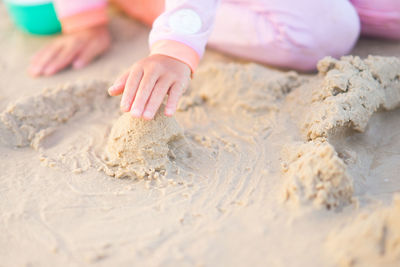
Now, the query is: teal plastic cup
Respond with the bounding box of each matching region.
[5,0,61,35]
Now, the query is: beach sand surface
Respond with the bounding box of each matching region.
[1,4,400,267]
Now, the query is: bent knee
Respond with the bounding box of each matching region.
[213,0,361,72]
[276,0,361,71]
[321,0,361,57]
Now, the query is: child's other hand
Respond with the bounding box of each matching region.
[29,25,111,77]
[108,54,191,120]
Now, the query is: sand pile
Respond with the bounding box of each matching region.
[103,109,184,179]
[326,195,400,267]
[180,63,303,115]
[282,141,353,209]
[0,80,112,148]
[0,77,187,179]
[281,55,400,210]
[304,56,400,140]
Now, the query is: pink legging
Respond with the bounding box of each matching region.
[117,0,400,71]
[208,0,400,71]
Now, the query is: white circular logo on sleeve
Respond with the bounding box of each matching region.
[168,9,202,35]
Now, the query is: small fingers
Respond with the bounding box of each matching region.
[28,44,62,77]
[108,71,129,96]
[72,37,110,69]
[42,44,84,76]
[142,77,173,120]
[30,45,50,64]
[165,81,186,116]
[120,66,143,112]
[130,70,160,117]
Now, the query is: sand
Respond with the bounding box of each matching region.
[326,196,400,267]
[1,3,400,267]
[281,140,354,210]
[104,110,184,179]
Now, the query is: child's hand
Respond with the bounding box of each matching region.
[29,25,111,77]
[108,54,191,120]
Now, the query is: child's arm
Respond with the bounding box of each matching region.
[29,0,110,77]
[109,0,220,120]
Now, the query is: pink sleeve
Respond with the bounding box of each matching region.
[53,0,108,33]
[149,0,221,73]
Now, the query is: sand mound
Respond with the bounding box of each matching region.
[0,80,112,148]
[326,196,400,266]
[282,141,353,209]
[103,109,184,179]
[180,63,302,114]
[303,56,400,140]
[281,55,400,210]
